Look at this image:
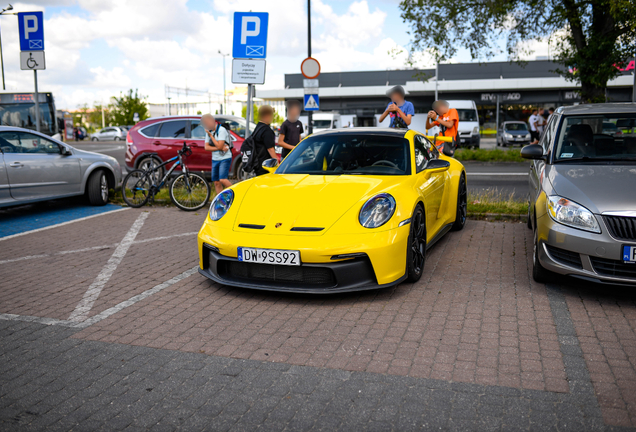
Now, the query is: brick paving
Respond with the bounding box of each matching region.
[1,207,636,430]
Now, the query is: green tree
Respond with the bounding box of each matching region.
[242,104,259,123]
[110,89,149,125]
[399,0,636,102]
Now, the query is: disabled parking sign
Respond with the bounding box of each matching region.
[232,12,268,59]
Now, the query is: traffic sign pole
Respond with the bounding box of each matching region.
[34,70,40,132]
[246,84,253,138]
[307,0,312,134]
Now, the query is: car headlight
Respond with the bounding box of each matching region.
[504,133,514,139]
[472,126,479,135]
[209,189,234,221]
[359,194,396,228]
[547,196,600,233]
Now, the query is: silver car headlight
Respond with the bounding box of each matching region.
[209,189,234,221]
[505,133,514,139]
[547,196,600,233]
[359,194,396,228]
[472,126,479,135]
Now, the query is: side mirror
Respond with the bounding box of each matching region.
[520,144,545,160]
[262,158,279,173]
[424,159,450,174]
[60,146,72,156]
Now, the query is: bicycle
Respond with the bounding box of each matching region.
[122,142,211,211]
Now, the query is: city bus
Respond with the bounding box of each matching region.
[0,92,59,136]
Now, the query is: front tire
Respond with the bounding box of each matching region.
[532,223,551,283]
[451,174,467,231]
[169,172,211,211]
[87,170,109,206]
[406,206,426,282]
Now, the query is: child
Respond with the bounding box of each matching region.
[201,114,231,195]
[278,100,304,158]
[426,100,459,151]
[379,85,414,128]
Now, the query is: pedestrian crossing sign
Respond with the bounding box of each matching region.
[304,94,319,111]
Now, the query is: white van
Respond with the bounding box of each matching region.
[299,112,342,135]
[446,100,480,147]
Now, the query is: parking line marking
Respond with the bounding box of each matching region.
[0,266,199,329]
[466,172,528,176]
[0,232,198,265]
[68,212,149,322]
[0,207,130,242]
[76,266,199,328]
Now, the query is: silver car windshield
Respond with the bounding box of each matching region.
[554,114,636,162]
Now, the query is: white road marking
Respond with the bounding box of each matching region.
[0,232,198,265]
[76,266,199,328]
[0,266,199,328]
[0,207,130,242]
[68,212,149,322]
[467,172,528,176]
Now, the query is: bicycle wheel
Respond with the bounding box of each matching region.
[122,169,152,208]
[169,172,211,211]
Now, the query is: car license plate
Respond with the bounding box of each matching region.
[622,245,636,263]
[460,139,466,143]
[238,247,301,266]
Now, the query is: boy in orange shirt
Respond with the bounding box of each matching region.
[425,100,459,152]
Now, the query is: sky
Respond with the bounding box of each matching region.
[0,0,550,110]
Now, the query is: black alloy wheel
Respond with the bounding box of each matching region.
[406,206,426,282]
[451,174,467,231]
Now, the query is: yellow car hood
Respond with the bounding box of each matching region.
[233,174,403,235]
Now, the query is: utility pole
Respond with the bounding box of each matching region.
[101,100,105,128]
[0,4,14,91]
[167,97,171,115]
[307,0,313,135]
[219,51,228,114]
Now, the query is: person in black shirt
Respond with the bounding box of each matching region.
[253,105,277,175]
[278,100,304,158]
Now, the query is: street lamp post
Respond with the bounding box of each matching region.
[218,50,228,114]
[0,4,14,91]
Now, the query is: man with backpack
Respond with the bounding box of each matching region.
[201,114,232,194]
[240,105,277,176]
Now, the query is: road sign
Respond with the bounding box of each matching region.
[232,12,268,59]
[20,51,45,70]
[232,59,266,84]
[301,57,320,79]
[304,94,319,111]
[18,12,44,51]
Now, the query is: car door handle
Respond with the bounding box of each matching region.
[152,141,162,145]
[9,162,23,168]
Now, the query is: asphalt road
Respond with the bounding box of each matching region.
[70,138,530,200]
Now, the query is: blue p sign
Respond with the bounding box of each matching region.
[232,12,268,59]
[18,12,44,51]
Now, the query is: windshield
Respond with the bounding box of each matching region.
[554,114,636,162]
[313,120,332,129]
[457,109,478,122]
[276,133,411,176]
[505,123,528,131]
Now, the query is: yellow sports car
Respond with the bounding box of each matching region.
[197,128,467,293]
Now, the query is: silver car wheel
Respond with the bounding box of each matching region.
[100,174,108,202]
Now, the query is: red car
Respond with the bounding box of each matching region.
[125,115,258,179]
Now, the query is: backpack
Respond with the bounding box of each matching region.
[215,123,233,149]
[240,123,265,174]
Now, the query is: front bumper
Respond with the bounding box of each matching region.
[197,223,410,293]
[536,212,636,285]
[458,134,479,147]
[502,137,530,146]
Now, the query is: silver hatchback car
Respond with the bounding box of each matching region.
[0,126,122,207]
[522,103,636,285]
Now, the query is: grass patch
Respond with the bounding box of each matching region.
[468,189,528,215]
[454,148,525,163]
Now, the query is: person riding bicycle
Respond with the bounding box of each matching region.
[378,85,413,129]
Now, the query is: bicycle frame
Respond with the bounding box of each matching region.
[146,153,189,190]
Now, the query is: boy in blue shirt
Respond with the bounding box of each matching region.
[379,85,414,128]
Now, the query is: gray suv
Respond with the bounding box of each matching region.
[0,126,122,207]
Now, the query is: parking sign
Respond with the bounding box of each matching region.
[18,12,44,51]
[232,12,268,59]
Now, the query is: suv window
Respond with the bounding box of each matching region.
[140,123,159,138]
[0,131,61,154]
[189,121,207,139]
[158,120,187,139]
